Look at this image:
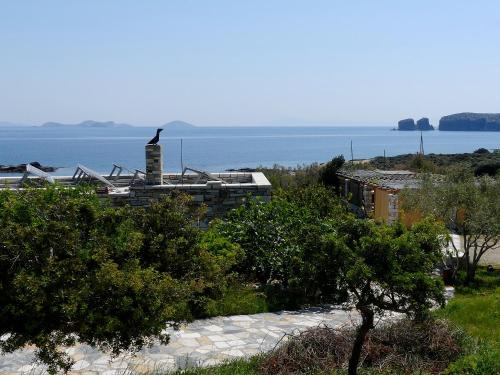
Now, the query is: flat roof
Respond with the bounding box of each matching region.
[0,171,272,191]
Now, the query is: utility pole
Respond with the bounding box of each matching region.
[419,131,425,155]
[180,138,184,184]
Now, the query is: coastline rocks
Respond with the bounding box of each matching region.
[416,118,434,131]
[398,118,416,131]
[439,113,500,131]
[226,168,257,172]
[0,162,57,173]
[397,118,434,131]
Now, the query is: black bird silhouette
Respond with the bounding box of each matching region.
[147,128,163,145]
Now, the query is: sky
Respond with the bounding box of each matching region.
[1,0,500,127]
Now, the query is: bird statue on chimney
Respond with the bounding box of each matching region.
[147,128,163,145]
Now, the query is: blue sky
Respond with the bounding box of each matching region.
[1,1,499,126]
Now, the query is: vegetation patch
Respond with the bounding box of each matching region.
[1,157,497,374]
[401,172,499,285]
[168,357,262,375]
[442,289,500,343]
[369,151,500,175]
[0,187,234,373]
[442,343,500,375]
[439,269,500,337]
[437,267,500,374]
[208,185,350,308]
[260,319,467,375]
[204,285,268,317]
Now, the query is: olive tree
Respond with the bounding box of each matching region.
[400,171,500,284]
[323,217,446,375]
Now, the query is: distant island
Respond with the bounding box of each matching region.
[162,120,196,130]
[0,121,31,127]
[41,120,133,128]
[24,120,197,129]
[439,113,500,131]
[397,113,500,131]
[397,118,434,131]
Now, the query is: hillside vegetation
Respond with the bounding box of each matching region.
[369,150,500,175]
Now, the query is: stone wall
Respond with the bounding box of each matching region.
[108,172,271,225]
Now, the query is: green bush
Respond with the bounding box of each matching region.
[258,163,323,190]
[0,187,231,373]
[443,344,500,375]
[319,155,345,187]
[258,155,345,191]
[474,161,500,176]
[473,148,490,154]
[193,230,266,317]
[274,184,346,218]
[408,154,437,172]
[204,285,268,317]
[209,185,350,307]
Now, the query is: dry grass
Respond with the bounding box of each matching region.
[260,319,467,375]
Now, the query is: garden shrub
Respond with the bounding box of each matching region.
[210,185,350,306]
[0,187,231,373]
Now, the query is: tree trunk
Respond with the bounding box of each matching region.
[348,308,374,375]
[462,245,472,286]
[465,263,477,285]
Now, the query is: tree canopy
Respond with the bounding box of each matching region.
[0,187,229,373]
[210,186,348,306]
[400,172,500,284]
[323,217,447,375]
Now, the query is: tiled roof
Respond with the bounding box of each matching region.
[337,169,423,190]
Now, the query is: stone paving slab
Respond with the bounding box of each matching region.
[0,306,361,375]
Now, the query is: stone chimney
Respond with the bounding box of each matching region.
[145,144,163,185]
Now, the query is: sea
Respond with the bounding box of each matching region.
[1,126,499,176]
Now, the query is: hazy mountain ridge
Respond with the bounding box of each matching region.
[41,120,133,128]
[0,120,197,128]
[162,120,196,129]
[0,121,31,127]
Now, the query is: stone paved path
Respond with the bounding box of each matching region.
[0,306,361,375]
[0,287,453,375]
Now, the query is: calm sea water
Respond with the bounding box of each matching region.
[1,126,499,176]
